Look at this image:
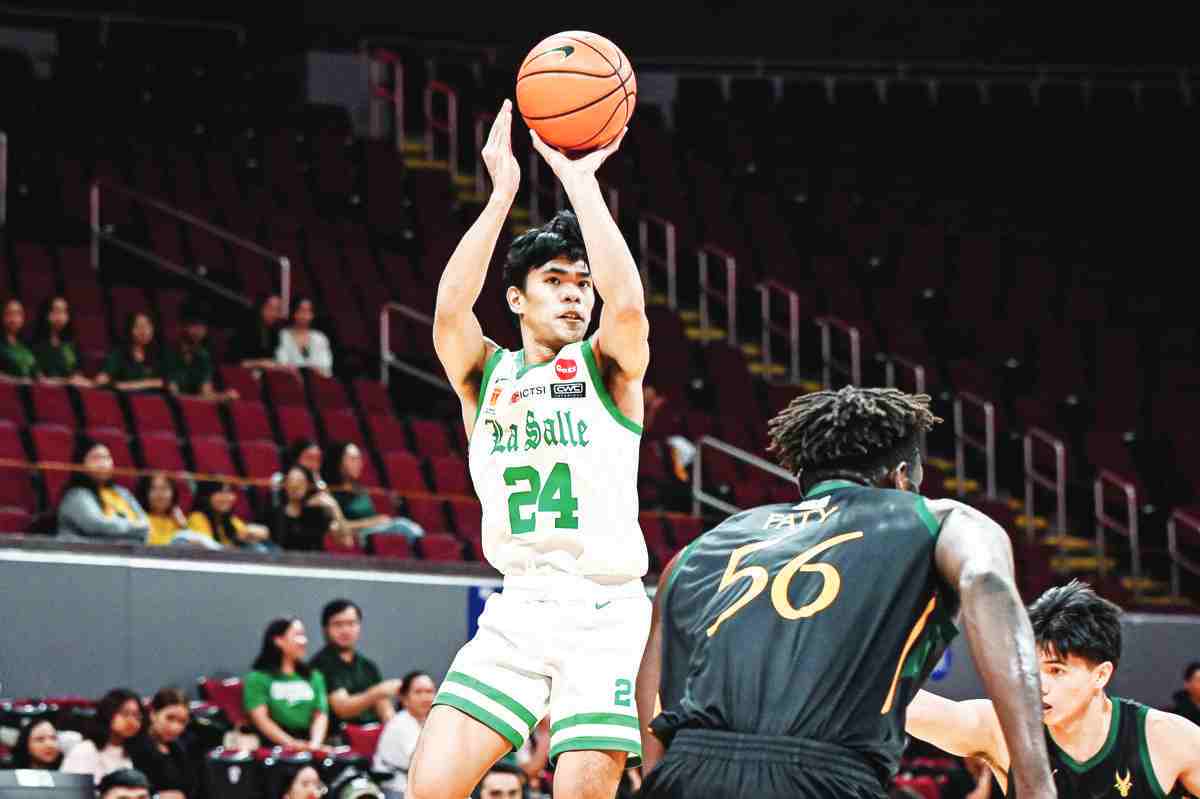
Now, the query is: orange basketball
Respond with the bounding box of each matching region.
[516,31,636,152]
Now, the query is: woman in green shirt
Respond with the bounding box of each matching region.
[324,441,424,544]
[31,296,92,386]
[244,617,329,751]
[0,298,40,380]
[96,311,165,392]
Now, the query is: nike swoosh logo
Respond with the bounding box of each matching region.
[595,601,612,609]
[544,45,575,60]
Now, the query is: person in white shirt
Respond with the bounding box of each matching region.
[276,297,333,377]
[374,672,437,795]
[61,689,145,784]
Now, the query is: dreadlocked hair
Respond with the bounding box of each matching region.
[767,386,943,480]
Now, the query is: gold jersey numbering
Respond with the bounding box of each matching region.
[706,531,864,637]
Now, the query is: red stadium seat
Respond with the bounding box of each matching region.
[77,388,126,430]
[430,455,471,495]
[128,393,177,437]
[0,506,33,533]
[324,532,365,556]
[30,424,75,463]
[192,438,238,478]
[353,378,393,416]
[320,408,367,449]
[367,414,409,454]
[29,383,77,428]
[446,497,482,539]
[177,396,225,439]
[409,418,452,457]
[0,382,25,426]
[198,676,246,728]
[670,515,704,547]
[0,421,26,458]
[384,452,427,492]
[229,401,275,444]
[405,497,448,533]
[419,533,465,561]
[277,406,318,444]
[264,369,307,406]
[218,365,262,402]
[0,464,38,513]
[72,315,111,359]
[141,436,186,473]
[370,534,411,559]
[343,723,384,758]
[239,441,281,480]
[308,372,352,409]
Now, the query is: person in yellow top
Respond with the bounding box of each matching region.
[189,480,275,552]
[57,438,150,544]
[135,472,221,549]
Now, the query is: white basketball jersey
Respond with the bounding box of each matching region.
[467,339,648,579]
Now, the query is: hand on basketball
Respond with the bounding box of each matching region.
[529,126,627,192]
[482,99,521,203]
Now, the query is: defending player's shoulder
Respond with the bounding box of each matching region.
[1144,707,1200,794]
[924,497,1007,537]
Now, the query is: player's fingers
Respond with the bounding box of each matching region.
[529,128,552,159]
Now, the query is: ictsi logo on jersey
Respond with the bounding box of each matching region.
[555,358,578,380]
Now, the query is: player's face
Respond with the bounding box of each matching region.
[480,772,523,799]
[324,606,362,650]
[1038,648,1111,726]
[511,257,594,347]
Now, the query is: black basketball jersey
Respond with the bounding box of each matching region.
[1010,697,1186,799]
[653,480,959,781]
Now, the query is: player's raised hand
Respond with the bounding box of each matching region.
[482,99,520,202]
[529,126,627,193]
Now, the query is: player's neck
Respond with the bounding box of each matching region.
[517,329,564,366]
[1048,691,1113,759]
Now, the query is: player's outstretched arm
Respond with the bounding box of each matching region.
[529,129,649,380]
[635,552,682,774]
[432,100,519,419]
[907,690,1007,773]
[1146,709,1200,795]
[933,500,1056,799]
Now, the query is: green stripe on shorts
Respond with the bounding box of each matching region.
[550,736,642,764]
[550,713,640,735]
[443,671,538,730]
[434,692,523,750]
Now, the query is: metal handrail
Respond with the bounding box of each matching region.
[693,434,795,517]
[1024,427,1067,540]
[954,392,997,498]
[816,316,861,387]
[0,130,7,227]
[637,214,677,309]
[424,81,459,179]
[366,48,404,151]
[697,244,738,347]
[1168,508,1200,598]
[0,4,246,43]
[379,303,453,391]
[885,355,927,453]
[89,180,287,309]
[757,279,802,384]
[1094,470,1140,579]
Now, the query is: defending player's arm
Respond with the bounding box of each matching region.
[907,690,1007,773]
[529,128,649,381]
[432,100,519,425]
[635,552,681,774]
[1146,709,1200,795]
[932,500,1056,799]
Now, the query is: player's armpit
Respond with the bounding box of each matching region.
[1146,709,1200,795]
[906,691,1008,772]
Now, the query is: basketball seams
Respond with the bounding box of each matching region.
[520,79,625,121]
[517,67,617,81]
[572,94,627,150]
[564,34,623,77]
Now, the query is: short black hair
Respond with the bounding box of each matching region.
[1185,662,1200,682]
[1027,580,1123,670]
[98,768,150,793]
[322,598,362,627]
[767,386,942,489]
[502,209,587,292]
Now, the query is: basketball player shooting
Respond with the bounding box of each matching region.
[407,99,651,799]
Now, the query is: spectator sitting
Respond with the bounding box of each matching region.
[97,768,152,799]
[0,297,40,381]
[270,438,323,508]
[127,687,199,799]
[11,718,63,769]
[281,764,325,799]
[189,479,274,551]
[324,442,424,544]
[276,297,332,378]
[1167,661,1200,726]
[373,671,436,794]
[61,688,144,783]
[136,472,210,548]
[310,598,398,726]
[226,293,289,371]
[244,618,329,751]
[95,312,165,392]
[472,761,527,799]
[165,301,238,401]
[273,465,350,551]
[31,296,92,387]
[57,438,150,544]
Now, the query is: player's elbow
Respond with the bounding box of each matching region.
[957,563,1017,607]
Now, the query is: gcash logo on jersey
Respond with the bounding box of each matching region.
[555,358,578,380]
[551,382,586,399]
[510,385,548,404]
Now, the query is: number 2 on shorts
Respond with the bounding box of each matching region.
[504,462,579,534]
[614,678,632,707]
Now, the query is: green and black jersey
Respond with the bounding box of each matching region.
[653,480,959,781]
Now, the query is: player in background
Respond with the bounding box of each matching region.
[408,100,651,799]
[635,387,1055,799]
[908,581,1200,797]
